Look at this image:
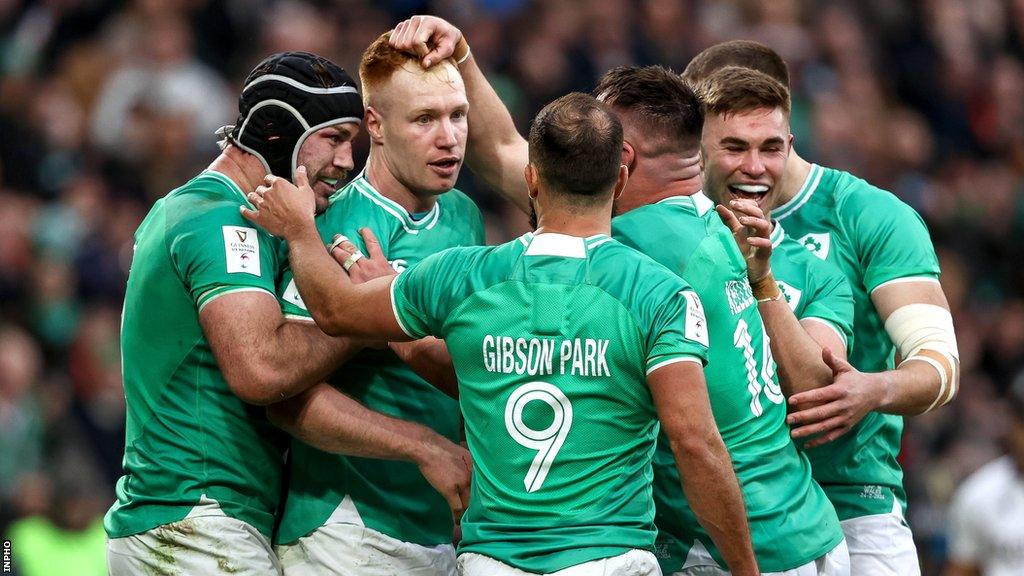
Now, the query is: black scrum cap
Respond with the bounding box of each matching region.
[219,52,363,179]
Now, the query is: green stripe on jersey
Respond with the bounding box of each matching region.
[391,233,708,573]
[776,165,941,519]
[613,194,843,573]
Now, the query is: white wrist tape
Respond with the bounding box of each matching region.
[884,303,960,411]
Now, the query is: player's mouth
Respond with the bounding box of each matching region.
[727,183,770,202]
[428,157,461,178]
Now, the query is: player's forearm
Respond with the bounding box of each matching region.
[389,337,459,398]
[257,320,365,401]
[460,54,531,213]
[268,383,448,462]
[758,299,833,396]
[668,433,759,576]
[873,359,960,415]
[286,226,359,333]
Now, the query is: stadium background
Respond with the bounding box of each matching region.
[0,0,1022,574]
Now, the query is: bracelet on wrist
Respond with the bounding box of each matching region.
[454,38,471,64]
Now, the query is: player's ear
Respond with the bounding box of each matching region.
[525,163,540,199]
[621,140,636,175]
[365,107,384,144]
[612,164,628,200]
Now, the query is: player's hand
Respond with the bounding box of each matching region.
[716,199,773,283]
[390,15,467,68]
[241,166,316,240]
[329,227,396,284]
[786,348,886,448]
[416,435,473,523]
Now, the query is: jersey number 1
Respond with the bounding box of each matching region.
[504,382,573,493]
[734,319,784,416]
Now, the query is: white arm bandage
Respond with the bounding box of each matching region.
[883,303,959,411]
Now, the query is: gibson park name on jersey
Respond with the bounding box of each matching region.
[482,335,612,378]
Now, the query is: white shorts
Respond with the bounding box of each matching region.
[275,522,456,576]
[107,502,280,576]
[840,504,920,576]
[673,539,849,576]
[458,549,661,576]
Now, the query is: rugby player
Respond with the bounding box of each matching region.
[106,52,469,575]
[258,34,484,576]
[245,91,758,576]
[685,41,959,575]
[386,16,849,575]
[695,66,855,402]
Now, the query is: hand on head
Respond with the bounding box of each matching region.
[389,15,467,68]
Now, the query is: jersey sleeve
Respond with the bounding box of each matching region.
[168,204,281,311]
[800,261,855,349]
[644,281,711,375]
[390,248,465,339]
[846,188,940,292]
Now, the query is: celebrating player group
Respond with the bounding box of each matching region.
[106,13,959,576]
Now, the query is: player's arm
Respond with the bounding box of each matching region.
[241,169,411,341]
[718,200,842,395]
[648,360,759,576]
[788,195,957,444]
[390,15,531,213]
[267,383,471,520]
[787,285,955,447]
[200,292,364,405]
[389,337,458,398]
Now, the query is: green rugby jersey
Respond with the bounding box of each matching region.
[391,232,709,573]
[274,174,485,547]
[775,164,941,519]
[612,193,843,573]
[105,171,288,539]
[769,222,854,350]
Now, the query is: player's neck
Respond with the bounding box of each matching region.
[534,207,611,238]
[209,146,267,194]
[776,152,813,208]
[365,152,439,214]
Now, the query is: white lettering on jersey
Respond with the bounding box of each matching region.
[484,335,609,377]
[483,336,556,376]
[223,226,260,276]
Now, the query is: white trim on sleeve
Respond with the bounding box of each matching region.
[646,355,703,376]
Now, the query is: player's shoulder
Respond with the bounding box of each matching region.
[593,238,693,298]
[165,171,255,231]
[612,196,711,245]
[823,166,922,222]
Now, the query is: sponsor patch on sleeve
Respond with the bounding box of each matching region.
[223,226,260,276]
[682,291,709,347]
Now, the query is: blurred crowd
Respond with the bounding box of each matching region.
[1,0,1022,573]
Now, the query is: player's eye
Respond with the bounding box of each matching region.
[416,115,432,124]
[452,110,466,120]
